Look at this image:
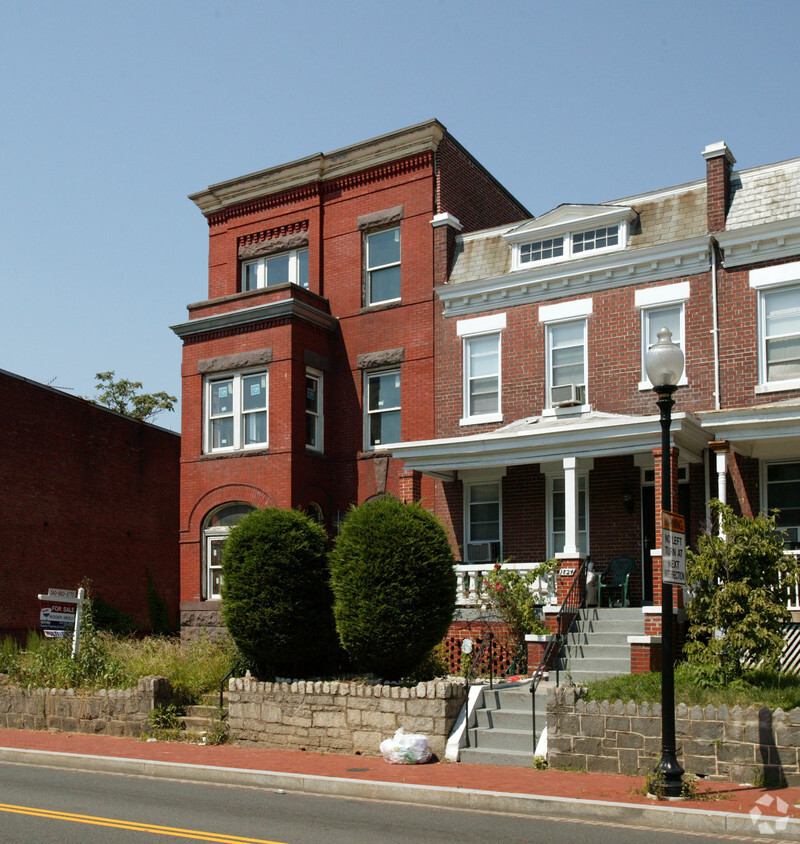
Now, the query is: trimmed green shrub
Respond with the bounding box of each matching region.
[329,497,456,680]
[221,507,337,679]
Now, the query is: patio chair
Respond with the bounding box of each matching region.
[597,556,635,607]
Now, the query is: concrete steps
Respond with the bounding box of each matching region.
[557,608,644,683]
[181,694,227,733]
[459,683,549,767]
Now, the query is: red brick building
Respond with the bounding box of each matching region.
[1,370,180,640]
[393,141,800,665]
[173,121,530,637]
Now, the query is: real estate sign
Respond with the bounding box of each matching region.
[661,510,686,585]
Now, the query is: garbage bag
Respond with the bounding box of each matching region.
[379,727,432,764]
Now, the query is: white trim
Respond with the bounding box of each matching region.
[638,301,688,390]
[462,330,502,424]
[539,298,593,323]
[755,378,800,395]
[363,367,401,451]
[203,368,268,454]
[457,312,507,336]
[463,477,502,554]
[750,260,800,289]
[634,281,691,308]
[460,413,503,427]
[305,367,324,453]
[431,212,462,231]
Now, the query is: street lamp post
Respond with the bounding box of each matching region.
[645,326,685,798]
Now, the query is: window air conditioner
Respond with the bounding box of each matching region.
[465,541,502,563]
[551,383,584,407]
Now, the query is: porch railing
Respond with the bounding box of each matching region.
[454,562,558,608]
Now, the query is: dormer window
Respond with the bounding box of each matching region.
[507,205,635,271]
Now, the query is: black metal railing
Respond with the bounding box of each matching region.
[219,667,236,719]
[529,559,587,753]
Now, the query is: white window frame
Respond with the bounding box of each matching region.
[363,368,401,450]
[366,226,401,306]
[457,313,506,426]
[515,221,627,269]
[546,473,589,559]
[540,299,592,414]
[463,478,502,560]
[636,282,690,390]
[762,460,800,552]
[204,369,268,454]
[751,262,800,394]
[305,368,323,452]
[202,503,255,600]
[242,248,309,291]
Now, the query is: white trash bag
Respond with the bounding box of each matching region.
[379,727,432,765]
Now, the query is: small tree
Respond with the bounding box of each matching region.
[479,559,558,671]
[329,497,456,680]
[221,508,337,679]
[685,500,797,679]
[92,371,176,422]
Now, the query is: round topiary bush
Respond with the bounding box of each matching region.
[329,497,456,680]
[221,507,337,678]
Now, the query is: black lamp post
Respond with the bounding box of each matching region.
[645,326,685,798]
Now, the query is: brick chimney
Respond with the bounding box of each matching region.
[702,141,736,233]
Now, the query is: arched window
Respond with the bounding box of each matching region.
[203,503,255,600]
[305,501,324,525]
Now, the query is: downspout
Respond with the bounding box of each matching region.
[710,237,721,411]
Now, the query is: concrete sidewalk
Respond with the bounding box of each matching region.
[2,728,800,840]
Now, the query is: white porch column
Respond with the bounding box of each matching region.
[711,441,729,540]
[562,456,580,556]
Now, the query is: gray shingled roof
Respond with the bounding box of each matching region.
[448,154,800,287]
[727,157,800,229]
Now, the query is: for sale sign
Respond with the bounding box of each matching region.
[662,510,686,585]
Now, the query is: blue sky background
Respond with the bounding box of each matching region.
[2,0,798,430]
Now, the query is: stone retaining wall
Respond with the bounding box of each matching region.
[228,677,467,757]
[547,686,800,785]
[0,675,172,737]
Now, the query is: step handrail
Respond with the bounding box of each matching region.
[219,667,236,719]
[529,559,587,754]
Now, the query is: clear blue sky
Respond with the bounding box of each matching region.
[2,0,798,430]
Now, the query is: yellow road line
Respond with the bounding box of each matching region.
[0,803,287,843]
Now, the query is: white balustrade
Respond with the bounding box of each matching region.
[454,562,557,608]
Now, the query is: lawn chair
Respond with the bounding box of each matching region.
[597,556,635,607]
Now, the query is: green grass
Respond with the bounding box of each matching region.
[585,664,800,710]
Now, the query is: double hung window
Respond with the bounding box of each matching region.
[457,313,505,425]
[518,224,620,267]
[203,503,255,599]
[765,461,800,550]
[364,369,401,449]
[547,320,586,407]
[206,370,267,453]
[366,227,401,305]
[464,480,502,562]
[750,263,800,393]
[636,282,689,389]
[305,370,323,451]
[242,248,309,291]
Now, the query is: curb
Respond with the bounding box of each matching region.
[2,746,799,840]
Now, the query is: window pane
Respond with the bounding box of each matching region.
[368,228,401,268]
[211,380,233,415]
[243,410,267,445]
[370,408,400,446]
[243,262,260,291]
[266,253,290,286]
[242,374,266,411]
[768,463,800,483]
[370,265,401,303]
[766,288,800,336]
[767,337,800,381]
[647,306,681,347]
[368,372,400,411]
[212,417,233,449]
[298,250,309,289]
[469,483,500,542]
[469,335,499,376]
[306,376,318,413]
[306,413,317,448]
[470,377,499,415]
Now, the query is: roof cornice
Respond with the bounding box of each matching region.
[438,236,710,318]
[717,216,800,268]
[189,120,446,216]
[170,298,338,339]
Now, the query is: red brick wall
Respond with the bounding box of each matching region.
[1,372,180,639]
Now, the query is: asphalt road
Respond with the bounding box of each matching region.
[0,761,776,844]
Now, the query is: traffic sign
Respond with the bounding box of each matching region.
[662,510,686,585]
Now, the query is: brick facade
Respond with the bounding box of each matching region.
[1,371,180,640]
